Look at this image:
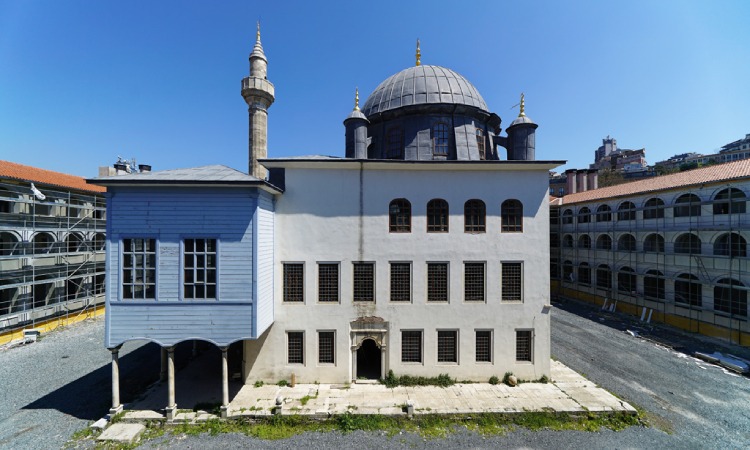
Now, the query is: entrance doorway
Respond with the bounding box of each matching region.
[356,339,381,380]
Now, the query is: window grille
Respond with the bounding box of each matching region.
[283,263,304,302]
[390,263,411,302]
[287,332,304,364]
[426,199,449,232]
[464,262,485,301]
[501,199,523,232]
[401,330,422,363]
[516,330,532,362]
[318,263,339,302]
[427,263,448,302]
[318,331,335,364]
[464,200,486,233]
[122,238,156,299]
[475,330,491,362]
[353,262,375,302]
[437,330,458,363]
[389,199,411,232]
[502,262,522,301]
[183,238,217,299]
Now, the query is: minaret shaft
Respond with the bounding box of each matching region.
[242,23,275,179]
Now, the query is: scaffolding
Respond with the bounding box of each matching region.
[0,179,106,334]
[551,180,749,345]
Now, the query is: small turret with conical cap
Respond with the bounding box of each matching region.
[242,22,275,179]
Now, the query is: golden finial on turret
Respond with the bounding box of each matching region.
[354,87,360,111]
[416,39,421,66]
[256,21,261,41]
[519,92,526,117]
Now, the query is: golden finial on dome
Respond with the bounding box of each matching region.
[354,87,360,111]
[518,92,526,117]
[416,39,421,66]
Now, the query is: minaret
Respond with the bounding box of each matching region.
[506,93,538,161]
[344,88,369,159]
[241,23,275,179]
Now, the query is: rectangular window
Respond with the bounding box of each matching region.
[401,330,422,363]
[183,238,217,299]
[287,331,304,364]
[353,262,375,302]
[475,330,492,362]
[437,330,458,363]
[283,263,304,303]
[122,238,156,299]
[318,263,339,302]
[501,262,523,301]
[464,262,485,302]
[318,331,335,364]
[390,262,411,302]
[516,330,532,362]
[427,262,449,302]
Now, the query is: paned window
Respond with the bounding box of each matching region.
[353,262,375,302]
[596,205,612,222]
[464,199,486,233]
[318,331,335,364]
[426,199,449,232]
[618,234,636,252]
[618,267,636,293]
[596,264,611,289]
[501,199,523,232]
[714,233,747,257]
[183,238,217,299]
[475,330,492,362]
[433,123,449,156]
[427,262,449,302]
[390,263,411,302]
[318,263,339,302]
[675,233,701,254]
[437,330,458,363]
[562,261,574,281]
[476,128,486,160]
[516,330,532,362]
[674,194,701,217]
[563,234,574,248]
[287,332,304,364]
[577,207,591,224]
[386,127,403,159]
[464,262,485,301]
[643,198,665,219]
[713,188,746,214]
[617,201,636,221]
[644,270,665,300]
[501,262,523,301]
[578,263,591,285]
[675,274,702,306]
[578,235,591,249]
[122,238,156,299]
[562,209,573,224]
[283,263,304,303]
[596,234,612,250]
[401,330,422,363]
[644,234,664,253]
[389,199,411,232]
[714,279,747,317]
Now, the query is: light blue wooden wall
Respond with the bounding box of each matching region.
[105,186,274,348]
[254,191,274,336]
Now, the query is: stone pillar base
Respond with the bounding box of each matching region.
[108,404,123,417]
[220,405,229,419]
[165,405,177,421]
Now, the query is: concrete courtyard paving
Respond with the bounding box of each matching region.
[124,357,634,422]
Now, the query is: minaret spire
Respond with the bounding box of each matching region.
[518,93,526,117]
[415,39,421,66]
[354,87,360,111]
[242,23,275,179]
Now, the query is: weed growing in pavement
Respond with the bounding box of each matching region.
[489,375,499,385]
[254,380,264,388]
[502,372,514,386]
[193,401,222,415]
[277,379,288,387]
[381,370,455,388]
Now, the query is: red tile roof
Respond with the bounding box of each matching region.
[558,159,750,205]
[0,160,105,193]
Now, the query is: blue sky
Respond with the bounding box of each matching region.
[1,0,749,177]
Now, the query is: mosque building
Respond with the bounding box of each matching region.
[90,28,563,419]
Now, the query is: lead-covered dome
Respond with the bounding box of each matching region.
[362,65,488,117]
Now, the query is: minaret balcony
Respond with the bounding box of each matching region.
[241,76,275,103]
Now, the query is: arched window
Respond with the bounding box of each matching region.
[578,207,591,224]
[578,235,591,249]
[432,123,449,157]
[562,260,574,281]
[94,233,106,251]
[426,199,449,233]
[476,128,486,160]
[713,188,746,215]
[32,233,55,254]
[596,205,612,222]
[618,267,636,293]
[389,199,411,232]
[617,201,636,221]
[675,233,701,254]
[596,264,611,289]
[644,270,665,299]
[675,273,701,306]
[65,233,83,253]
[67,198,83,219]
[0,232,20,256]
[578,263,591,285]
[643,197,665,219]
[674,193,701,217]
[644,234,665,253]
[0,188,13,214]
[386,127,404,159]
[596,234,612,250]
[714,233,747,257]
[501,199,523,232]
[714,278,747,317]
[464,199,486,233]
[617,234,636,252]
[562,209,573,224]
[563,234,574,248]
